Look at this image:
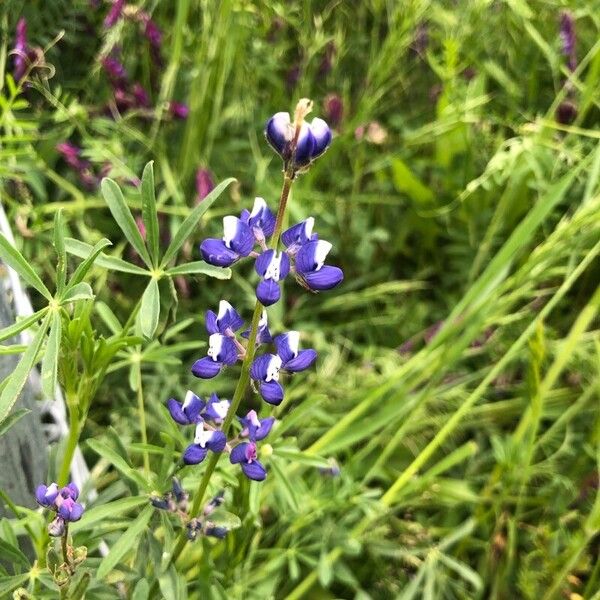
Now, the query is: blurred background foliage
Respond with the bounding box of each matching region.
[1,0,600,598]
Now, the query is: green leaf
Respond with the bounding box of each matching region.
[209,509,242,530]
[41,311,61,400]
[101,177,152,267]
[61,282,94,303]
[317,550,333,587]
[275,447,331,469]
[0,537,29,568]
[140,278,160,339]
[141,161,160,267]
[391,157,435,205]
[166,261,231,279]
[132,579,150,600]
[0,233,52,300]
[68,237,112,286]
[0,314,50,425]
[161,177,235,268]
[0,308,48,343]
[70,496,148,533]
[65,238,148,276]
[53,210,67,294]
[96,505,153,580]
[95,302,123,334]
[86,438,149,490]
[0,574,29,597]
[0,408,29,437]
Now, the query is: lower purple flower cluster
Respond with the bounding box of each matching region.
[199,198,343,306]
[36,482,84,536]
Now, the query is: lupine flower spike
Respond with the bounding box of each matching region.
[183,422,227,465]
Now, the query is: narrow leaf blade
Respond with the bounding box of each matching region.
[166,261,231,279]
[141,161,160,266]
[101,178,152,267]
[65,238,149,276]
[54,210,67,294]
[161,177,235,267]
[41,311,61,400]
[140,278,160,339]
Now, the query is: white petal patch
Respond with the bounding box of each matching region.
[207,334,224,361]
[247,409,261,427]
[303,217,315,241]
[313,240,332,271]
[217,300,234,322]
[258,309,268,329]
[222,216,239,249]
[265,355,282,382]
[273,112,293,142]
[194,423,215,447]
[264,252,283,281]
[250,197,267,218]
[285,331,300,357]
[212,399,230,420]
[183,390,197,409]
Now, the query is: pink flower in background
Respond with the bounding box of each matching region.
[196,169,215,203]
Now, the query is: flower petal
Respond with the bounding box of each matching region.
[206,430,227,453]
[250,353,274,381]
[199,238,240,267]
[241,460,267,481]
[216,300,244,333]
[69,502,84,521]
[183,444,209,465]
[260,381,284,405]
[167,398,189,425]
[222,216,254,256]
[205,310,219,335]
[248,197,276,238]
[230,442,250,464]
[191,357,222,379]
[310,118,332,158]
[256,279,281,306]
[265,112,291,155]
[255,249,276,277]
[284,349,317,372]
[65,483,79,500]
[274,331,300,364]
[182,390,205,423]
[218,336,239,365]
[254,417,275,441]
[294,122,316,167]
[302,265,344,291]
[282,218,316,249]
[295,240,332,274]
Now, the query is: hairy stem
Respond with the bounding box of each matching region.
[136,361,150,474]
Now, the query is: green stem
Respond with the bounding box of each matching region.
[136,361,150,475]
[57,397,80,487]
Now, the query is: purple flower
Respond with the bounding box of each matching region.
[281,218,317,256]
[241,197,276,242]
[295,240,343,291]
[144,18,162,48]
[169,101,189,119]
[13,18,28,82]
[36,483,59,508]
[274,331,317,372]
[132,83,151,108]
[36,482,84,533]
[323,93,343,129]
[560,11,577,71]
[104,0,125,28]
[204,393,230,424]
[196,168,215,203]
[102,55,127,83]
[250,353,284,405]
[238,409,275,441]
[242,309,273,345]
[205,300,244,336]
[255,249,290,306]
[56,142,87,171]
[191,333,239,379]
[265,113,332,170]
[205,525,228,538]
[167,390,205,425]
[230,441,266,481]
[183,422,227,465]
[200,215,255,267]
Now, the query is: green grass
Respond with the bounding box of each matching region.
[1,0,600,598]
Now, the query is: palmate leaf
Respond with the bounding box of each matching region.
[101,177,153,268]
